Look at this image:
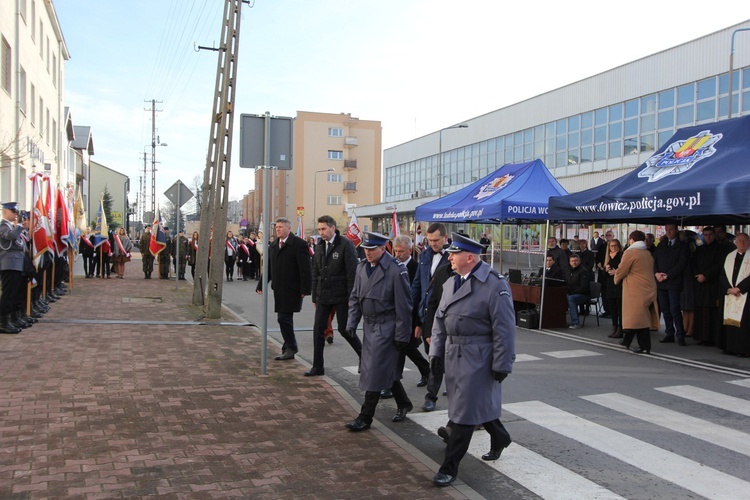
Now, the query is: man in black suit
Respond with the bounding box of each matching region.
[256,217,312,360]
[307,215,362,376]
[388,235,430,399]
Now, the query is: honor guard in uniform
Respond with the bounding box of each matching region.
[430,233,516,487]
[158,227,173,279]
[172,229,189,280]
[344,232,414,431]
[140,225,154,278]
[0,202,26,334]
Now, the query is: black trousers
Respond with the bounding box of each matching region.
[0,270,22,316]
[312,302,362,370]
[359,382,411,423]
[622,327,651,350]
[607,296,622,328]
[425,356,444,403]
[397,334,430,380]
[277,312,297,352]
[439,419,511,477]
[82,254,94,276]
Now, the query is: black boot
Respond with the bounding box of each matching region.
[620,329,636,349]
[11,311,30,329]
[0,315,21,334]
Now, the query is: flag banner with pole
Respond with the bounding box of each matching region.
[256,213,265,256]
[93,197,109,248]
[28,173,50,268]
[74,189,87,233]
[66,185,79,253]
[415,223,424,247]
[55,186,71,253]
[391,209,399,238]
[43,175,57,255]
[296,216,304,238]
[149,207,167,256]
[346,211,362,247]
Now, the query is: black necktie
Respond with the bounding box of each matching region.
[326,242,331,256]
[454,275,466,293]
[279,240,284,249]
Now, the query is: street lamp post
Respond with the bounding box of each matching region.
[438,124,468,198]
[314,168,335,227]
[728,28,750,119]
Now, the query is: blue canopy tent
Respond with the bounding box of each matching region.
[549,115,750,224]
[415,159,568,223]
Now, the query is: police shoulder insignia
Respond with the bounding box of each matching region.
[499,289,510,297]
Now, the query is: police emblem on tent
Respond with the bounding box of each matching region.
[473,174,514,200]
[638,130,722,183]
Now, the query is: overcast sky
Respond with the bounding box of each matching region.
[55,0,747,213]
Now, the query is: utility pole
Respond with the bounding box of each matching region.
[144,99,163,216]
[141,152,148,221]
[192,0,247,315]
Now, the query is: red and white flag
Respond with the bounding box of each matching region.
[55,186,71,253]
[43,175,57,255]
[346,212,362,247]
[415,223,424,246]
[28,173,51,268]
[391,209,399,238]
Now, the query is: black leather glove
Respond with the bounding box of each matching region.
[493,371,508,383]
[394,341,409,352]
[343,328,356,339]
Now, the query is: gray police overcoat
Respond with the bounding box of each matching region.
[347,255,413,392]
[431,261,516,425]
[0,220,26,272]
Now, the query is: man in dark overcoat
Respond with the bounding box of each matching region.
[344,232,413,431]
[307,215,362,376]
[690,226,725,345]
[430,233,516,487]
[654,223,690,345]
[256,217,312,360]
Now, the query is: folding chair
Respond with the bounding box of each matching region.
[581,281,601,327]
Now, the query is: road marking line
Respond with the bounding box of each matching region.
[409,410,625,500]
[515,354,543,362]
[540,349,602,359]
[656,385,750,417]
[583,392,750,457]
[727,378,750,388]
[505,400,750,500]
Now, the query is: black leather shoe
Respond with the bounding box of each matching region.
[631,347,650,354]
[437,426,452,443]
[678,339,687,346]
[417,376,428,387]
[432,472,455,487]
[392,404,413,422]
[380,389,393,398]
[304,368,325,377]
[659,336,675,343]
[482,449,502,461]
[274,349,297,361]
[345,418,371,432]
[421,400,436,412]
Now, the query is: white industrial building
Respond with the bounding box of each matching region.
[358,20,750,236]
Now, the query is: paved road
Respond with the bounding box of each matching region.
[218,273,750,499]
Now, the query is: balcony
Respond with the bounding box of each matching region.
[343,182,357,193]
[344,136,358,148]
[344,159,357,170]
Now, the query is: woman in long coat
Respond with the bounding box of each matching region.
[614,230,658,353]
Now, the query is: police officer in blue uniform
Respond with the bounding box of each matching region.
[344,232,414,431]
[0,202,26,334]
[430,233,516,487]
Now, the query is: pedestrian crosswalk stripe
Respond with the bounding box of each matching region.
[515,354,543,362]
[656,385,750,417]
[540,349,602,359]
[727,378,750,388]
[408,410,625,500]
[342,366,412,376]
[582,392,750,457]
[504,400,750,499]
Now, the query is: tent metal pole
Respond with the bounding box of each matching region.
[539,219,550,329]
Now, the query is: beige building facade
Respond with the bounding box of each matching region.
[242,111,381,238]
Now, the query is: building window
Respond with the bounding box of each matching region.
[328,127,343,137]
[52,55,57,87]
[327,195,342,205]
[52,119,56,150]
[327,150,343,160]
[45,108,50,144]
[19,67,27,113]
[39,97,44,136]
[39,22,43,57]
[46,37,50,73]
[20,0,27,21]
[327,173,342,182]
[1,37,10,94]
[31,1,36,40]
